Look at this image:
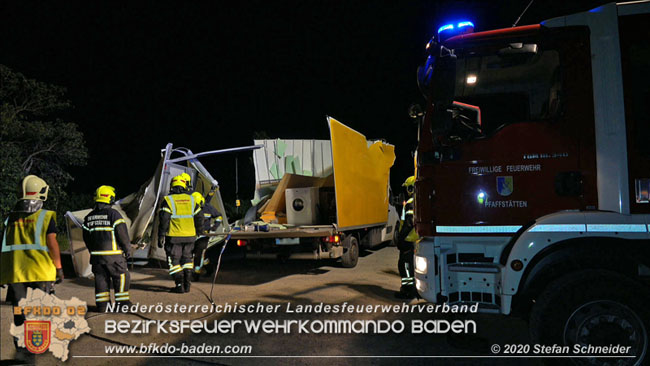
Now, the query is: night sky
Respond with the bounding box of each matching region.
[0,0,610,204]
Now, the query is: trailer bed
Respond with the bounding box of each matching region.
[216,225,337,239]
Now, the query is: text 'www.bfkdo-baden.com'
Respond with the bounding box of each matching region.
[103,343,253,355]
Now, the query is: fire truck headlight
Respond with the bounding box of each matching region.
[416,278,427,292]
[415,256,428,274]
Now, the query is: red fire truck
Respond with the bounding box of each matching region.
[413,1,650,364]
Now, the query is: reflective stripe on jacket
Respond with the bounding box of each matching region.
[83,204,131,265]
[83,209,127,256]
[0,209,56,284]
[162,194,200,237]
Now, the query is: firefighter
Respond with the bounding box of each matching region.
[82,185,132,311]
[158,175,203,293]
[1,175,63,353]
[395,175,419,299]
[191,191,223,281]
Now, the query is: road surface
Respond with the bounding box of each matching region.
[1,244,536,366]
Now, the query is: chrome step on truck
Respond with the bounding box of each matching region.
[418,243,503,313]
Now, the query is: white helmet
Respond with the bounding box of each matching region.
[21,175,49,201]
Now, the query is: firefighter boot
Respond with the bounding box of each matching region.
[96,302,109,313]
[171,273,184,293]
[394,285,418,300]
[183,269,193,293]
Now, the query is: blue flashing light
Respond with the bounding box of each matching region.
[437,24,454,34]
[589,5,605,13]
[457,21,474,28]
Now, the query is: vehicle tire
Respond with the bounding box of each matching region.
[529,269,649,366]
[390,222,400,247]
[341,236,359,268]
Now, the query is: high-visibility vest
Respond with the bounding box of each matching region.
[162,194,199,237]
[400,197,419,242]
[405,228,420,242]
[0,209,56,284]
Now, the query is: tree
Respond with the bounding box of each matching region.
[0,64,88,218]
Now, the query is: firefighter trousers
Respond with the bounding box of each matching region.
[92,259,130,306]
[398,243,415,290]
[168,241,195,291]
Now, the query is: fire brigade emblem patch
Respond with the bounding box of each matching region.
[496,176,513,196]
[25,320,51,354]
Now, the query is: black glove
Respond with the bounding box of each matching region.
[55,268,64,284]
[158,236,165,248]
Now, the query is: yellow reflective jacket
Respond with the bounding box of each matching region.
[1,209,57,284]
[399,197,419,243]
[162,194,200,237]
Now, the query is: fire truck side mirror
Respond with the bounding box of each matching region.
[417,44,457,104]
[431,48,456,107]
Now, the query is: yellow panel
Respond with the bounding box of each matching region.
[328,117,395,230]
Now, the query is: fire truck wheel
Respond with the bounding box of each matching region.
[529,269,649,366]
[341,236,359,268]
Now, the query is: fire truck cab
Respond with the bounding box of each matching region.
[414,1,650,364]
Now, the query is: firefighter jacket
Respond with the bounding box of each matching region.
[159,190,203,244]
[1,204,57,284]
[398,197,419,248]
[82,203,131,264]
[199,204,222,234]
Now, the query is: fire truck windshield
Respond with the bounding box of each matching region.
[440,44,561,138]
